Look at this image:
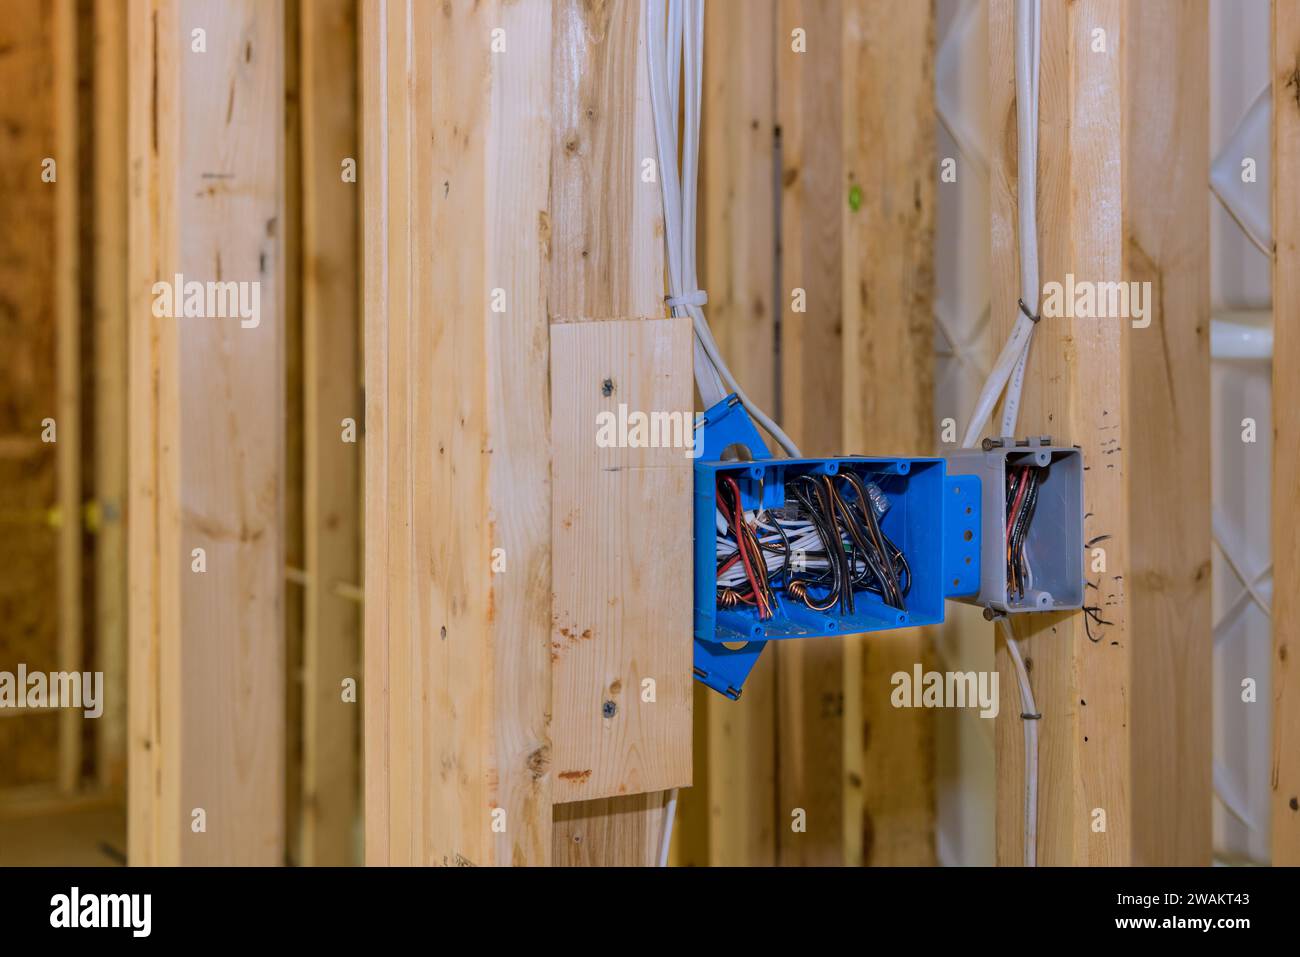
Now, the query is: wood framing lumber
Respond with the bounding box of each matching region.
[361,0,553,867]
[776,0,848,868]
[127,0,286,865]
[989,0,1131,866]
[842,0,937,868]
[674,0,780,867]
[1124,0,1211,866]
[988,0,1210,868]
[775,0,939,868]
[1272,0,1300,867]
[547,0,692,806]
[299,0,360,868]
[548,317,693,801]
[552,791,671,866]
[93,0,130,796]
[282,0,304,868]
[54,0,82,797]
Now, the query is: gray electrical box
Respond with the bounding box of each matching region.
[945,438,1084,614]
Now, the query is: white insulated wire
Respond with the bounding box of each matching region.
[645,0,802,458]
[657,787,680,867]
[998,616,1039,867]
[646,0,724,406]
[968,0,1041,869]
[645,0,803,867]
[962,0,1041,449]
[999,0,1041,439]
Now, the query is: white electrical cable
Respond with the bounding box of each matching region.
[646,1,724,407]
[998,616,1039,867]
[657,787,680,867]
[645,0,802,458]
[645,0,805,867]
[999,0,1041,439]
[962,0,1041,449]
[964,0,1042,869]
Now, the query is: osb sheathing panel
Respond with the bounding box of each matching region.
[0,1,61,788]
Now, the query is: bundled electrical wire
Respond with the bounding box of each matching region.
[961,0,1041,449]
[1005,465,1043,599]
[715,474,910,617]
[645,0,802,459]
[957,0,1043,869]
[646,0,804,870]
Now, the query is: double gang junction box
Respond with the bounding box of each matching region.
[691,398,1085,700]
[692,396,982,699]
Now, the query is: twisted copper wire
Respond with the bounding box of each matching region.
[718,588,744,609]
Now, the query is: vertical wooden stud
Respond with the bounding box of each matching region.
[93,0,130,798]
[776,0,847,867]
[1124,0,1211,866]
[547,0,692,866]
[127,0,286,865]
[361,0,554,867]
[54,0,82,797]
[675,0,780,868]
[989,0,1129,866]
[1272,0,1300,866]
[300,0,360,867]
[842,0,938,868]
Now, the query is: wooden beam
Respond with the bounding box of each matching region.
[545,0,692,864]
[1124,0,1211,866]
[1273,0,1300,866]
[299,0,360,868]
[842,0,937,868]
[93,0,130,797]
[776,0,847,867]
[989,0,1129,866]
[674,0,780,868]
[53,0,82,797]
[127,0,286,866]
[361,0,553,867]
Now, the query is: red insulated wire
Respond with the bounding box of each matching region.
[724,475,770,619]
[1006,468,1029,546]
[1005,468,1029,594]
[715,491,759,608]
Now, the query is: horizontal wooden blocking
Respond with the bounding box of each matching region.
[549,316,694,802]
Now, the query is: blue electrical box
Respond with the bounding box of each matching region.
[693,395,982,699]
